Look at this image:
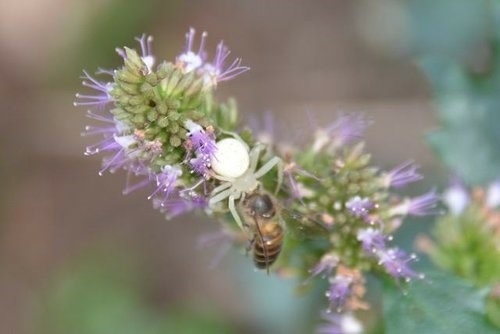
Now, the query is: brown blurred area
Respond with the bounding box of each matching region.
[0,1,438,333]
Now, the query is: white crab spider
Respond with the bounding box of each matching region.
[208,135,283,229]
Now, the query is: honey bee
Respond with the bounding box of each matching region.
[241,191,284,274]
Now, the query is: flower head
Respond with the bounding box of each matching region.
[382,160,423,188]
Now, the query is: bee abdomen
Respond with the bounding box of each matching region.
[253,224,284,269]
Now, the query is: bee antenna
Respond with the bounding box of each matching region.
[253,217,270,275]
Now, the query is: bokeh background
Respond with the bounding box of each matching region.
[0,0,487,333]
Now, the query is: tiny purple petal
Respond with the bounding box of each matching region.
[74,70,113,109]
[324,114,371,147]
[377,248,423,282]
[153,191,207,219]
[345,196,374,219]
[189,154,212,177]
[383,160,423,188]
[390,189,440,217]
[308,254,339,280]
[176,28,207,73]
[357,228,387,254]
[201,41,250,85]
[147,165,182,200]
[326,275,352,311]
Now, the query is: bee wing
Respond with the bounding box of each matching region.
[280,207,332,240]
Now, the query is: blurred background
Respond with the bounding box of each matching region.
[0,0,489,333]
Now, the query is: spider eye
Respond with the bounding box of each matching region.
[211,138,249,178]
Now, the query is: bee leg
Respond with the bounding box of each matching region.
[245,235,255,256]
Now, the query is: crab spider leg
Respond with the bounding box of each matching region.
[220,130,250,151]
[209,187,233,207]
[228,194,244,230]
[210,181,232,196]
[248,144,264,173]
[254,156,283,194]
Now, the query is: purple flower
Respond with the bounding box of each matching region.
[153,191,207,219]
[389,189,440,217]
[116,34,155,73]
[74,71,113,109]
[377,248,423,282]
[82,110,138,175]
[189,154,212,177]
[382,161,423,188]
[326,275,352,311]
[185,121,217,156]
[313,114,371,151]
[345,196,374,220]
[201,41,250,86]
[147,165,182,200]
[176,28,249,86]
[308,254,339,280]
[176,28,207,73]
[357,228,387,254]
[184,120,217,177]
[317,312,363,334]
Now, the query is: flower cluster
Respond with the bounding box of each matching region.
[76,30,438,333]
[419,180,500,287]
[76,29,248,219]
[274,114,437,324]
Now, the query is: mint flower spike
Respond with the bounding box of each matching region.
[382,160,423,188]
[74,70,113,108]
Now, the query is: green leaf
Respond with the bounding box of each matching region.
[418,1,500,185]
[422,52,500,185]
[383,270,498,334]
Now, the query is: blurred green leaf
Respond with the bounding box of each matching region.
[383,270,498,334]
[420,1,500,185]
